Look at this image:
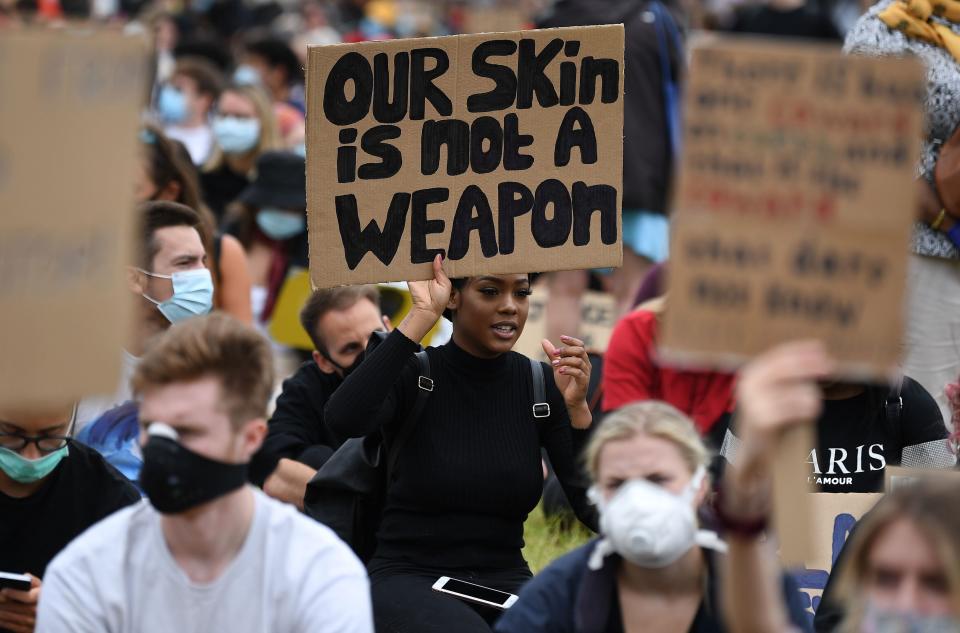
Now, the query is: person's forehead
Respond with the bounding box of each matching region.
[467,274,529,287]
[869,518,942,571]
[318,299,382,341]
[154,225,204,258]
[140,377,226,425]
[598,433,688,476]
[171,73,197,91]
[219,91,255,113]
[0,405,74,432]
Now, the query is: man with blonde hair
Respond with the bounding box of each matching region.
[37,314,373,633]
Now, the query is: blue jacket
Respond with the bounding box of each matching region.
[495,539,812,633]
[76,400,142,491]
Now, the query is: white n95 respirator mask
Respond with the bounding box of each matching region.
[587,467,726,570]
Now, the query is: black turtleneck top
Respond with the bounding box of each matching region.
[325,328,598,571]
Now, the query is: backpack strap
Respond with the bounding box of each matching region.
[387,350,431,476]
[885,375,905,454]
[530,358,551,419]
[885,375,904,426]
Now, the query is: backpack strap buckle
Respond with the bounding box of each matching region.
[533,403,551,418]
[418,376,434,392]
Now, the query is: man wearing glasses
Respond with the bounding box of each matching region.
[0,404,139,633]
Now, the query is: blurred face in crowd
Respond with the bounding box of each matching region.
[312,298,386,376]
[138,376,264,465]
[863,518,955,617]
[242,54,283,97]
[217,90,258,121]
[447,275,531,358]
[129,225,207,308]
[0,405,74,493]
[595,431,704,506]
[0,406,74,461]
[169,74,213,123]
[134,155,180,203]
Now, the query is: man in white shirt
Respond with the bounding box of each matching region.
[37,314,373,633]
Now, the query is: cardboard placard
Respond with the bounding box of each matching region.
[885,465,960,491]
[306,25,624,289]
[0,32,146,407]
[512,286,617,359]
[789,493,882,618]
[659,39,924,379]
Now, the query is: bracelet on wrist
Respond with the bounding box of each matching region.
[932,208,948,231]
[713,485,770,539]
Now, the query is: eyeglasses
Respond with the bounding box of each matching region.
[0,431,72,454]
[0,405,77,454]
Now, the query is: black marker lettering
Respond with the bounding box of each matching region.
[572,182,617,246]
[497,182,534,255]
[358,125,402,180]
[421,119,469,176]
[468,40,518,113]
[410,48,452,120]
[532,179,572,248]
[324,52,372,126]
[448,185,498,260]
[410,188,448,263]
[554,106,597,167]
[517,38,562,109]
[335,193,409,269]
[372,52,409,124]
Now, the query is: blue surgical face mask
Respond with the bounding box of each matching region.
[233,65,262,87]
[213,116,261,154]
[293,142,306,158]
[0,445,69,483]
[157,85,189,124]
[140,268,214,323]
[257,209,306,241]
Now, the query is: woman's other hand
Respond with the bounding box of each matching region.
[542,335,592,429]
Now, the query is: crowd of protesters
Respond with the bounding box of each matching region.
[2,0,960,632]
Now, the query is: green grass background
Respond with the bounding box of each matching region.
[521,504,593,574]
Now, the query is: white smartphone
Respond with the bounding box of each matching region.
[431,576,518,610]
[0,572,31,592]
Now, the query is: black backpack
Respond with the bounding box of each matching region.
[304,349,549,562]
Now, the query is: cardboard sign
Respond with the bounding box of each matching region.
[789,493,882,620]
[885,465,960,491]
[306,25,624,289]
[0,32,146,407]
[513,286,617,359]
[659,39,924,379]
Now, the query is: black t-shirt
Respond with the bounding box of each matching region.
[0,441,140,578]
[248,361,344,486]
[723,377,953,493]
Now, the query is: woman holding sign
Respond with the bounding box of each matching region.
[324,255,597,632]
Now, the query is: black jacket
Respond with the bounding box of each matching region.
[538,0,683,214]
[249,361,344,485]
[495,539,812,633]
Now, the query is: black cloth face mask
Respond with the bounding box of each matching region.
[320,350,363,379]
[139,425,248,515]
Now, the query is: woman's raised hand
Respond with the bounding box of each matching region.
[399,254,452,343]
[542,335,592,429]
